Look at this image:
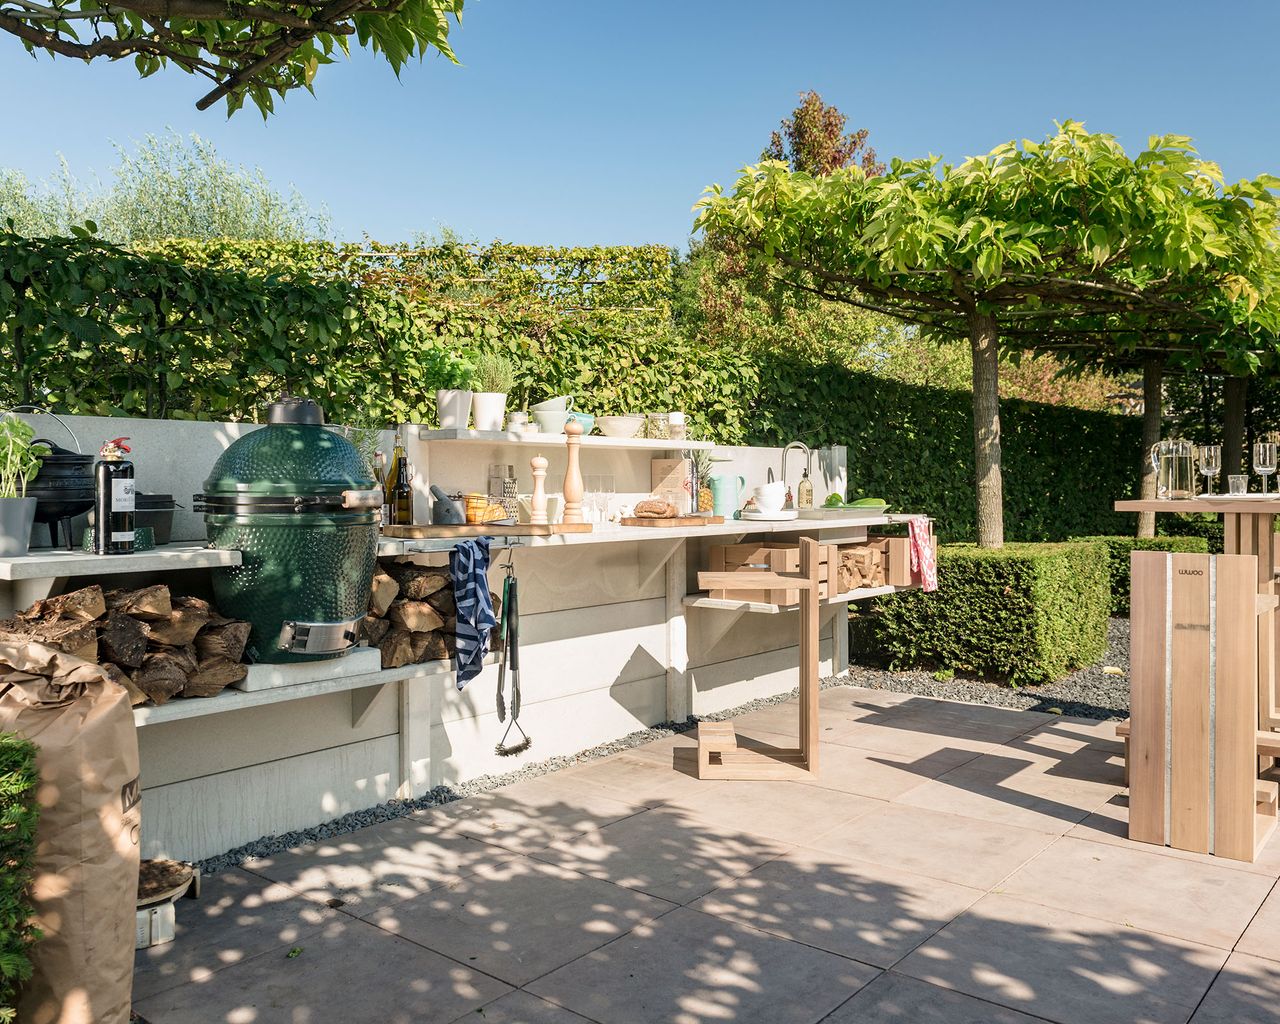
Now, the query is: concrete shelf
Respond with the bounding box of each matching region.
[414,426,715,451]
[0,542,241,581]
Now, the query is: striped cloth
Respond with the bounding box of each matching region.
[450,538,497,690]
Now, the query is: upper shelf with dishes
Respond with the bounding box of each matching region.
[414,427,715,451]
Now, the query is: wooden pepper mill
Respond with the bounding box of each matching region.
[562,420,585,524]
[530,454,549,525]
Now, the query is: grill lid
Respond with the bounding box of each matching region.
[198,398,376,510]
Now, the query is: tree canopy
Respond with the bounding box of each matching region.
[0,0,462,115]
[697,121,1280,546]
[762,90,885,177]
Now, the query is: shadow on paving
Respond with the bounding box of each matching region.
[128,714,1266,1024]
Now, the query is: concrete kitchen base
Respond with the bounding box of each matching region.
[12,413,919,865]
[235,648,383,691]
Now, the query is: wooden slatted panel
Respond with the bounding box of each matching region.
[1170,552,1212,854]
[1129,551,1169,846]
[1215,554,1260,861]
[800,538,820,776]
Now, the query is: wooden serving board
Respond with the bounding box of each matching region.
[620,516,725,528]
[382,523,594,538]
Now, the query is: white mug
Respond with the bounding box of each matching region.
[530,396,574,413]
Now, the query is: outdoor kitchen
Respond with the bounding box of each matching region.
[0,401,933,870]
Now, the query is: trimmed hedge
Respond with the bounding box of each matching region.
[859,542,1110,685]
[1071,535,1210,615]
[0,732,39,1023]
[1157,513,1226,554]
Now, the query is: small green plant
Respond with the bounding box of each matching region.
[427,348,477,392]
[474,352,515,395]
[931,668,955,682]
[0,415,46,500]
[0,732,40,1023]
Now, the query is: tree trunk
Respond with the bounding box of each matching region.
[968,313,1004,548]
[1223,376,1248,478]
[1137,359,1163,538]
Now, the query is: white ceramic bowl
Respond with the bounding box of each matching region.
[596,415,644,438]
[534,410,571,434]
[754,481,787,513]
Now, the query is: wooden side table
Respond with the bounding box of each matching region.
[1116,499,1280,736]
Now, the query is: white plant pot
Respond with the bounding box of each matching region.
[0,496,36,557]
[436,390,474,430]
[472,392,508,432]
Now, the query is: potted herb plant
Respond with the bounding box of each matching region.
[433,350,477,430]
[0,414,47,556]
[471,352,516,432]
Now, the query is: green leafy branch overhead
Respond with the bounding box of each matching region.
[0,0,462,115]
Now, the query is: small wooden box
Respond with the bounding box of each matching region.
[868,529,936,588]
[707,542,837,605]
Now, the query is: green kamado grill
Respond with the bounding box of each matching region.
[196,397,382,663]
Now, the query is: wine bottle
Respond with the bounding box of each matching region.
[391,449,413,526]
[94,437,135,555]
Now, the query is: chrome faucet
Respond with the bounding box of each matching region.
[780,441,811,497]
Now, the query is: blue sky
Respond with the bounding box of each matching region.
[2,0,1278,247]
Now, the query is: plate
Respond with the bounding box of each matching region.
[739,509,800,521]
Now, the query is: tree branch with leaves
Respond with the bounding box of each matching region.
[0,0,462,115]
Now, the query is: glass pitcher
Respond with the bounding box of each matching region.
[1150,439,1196,499]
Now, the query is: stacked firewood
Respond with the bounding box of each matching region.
[0,584,251,706]
[362,562,499,670]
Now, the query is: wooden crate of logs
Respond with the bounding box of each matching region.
[362,561,496,670]
[0,584,251,706]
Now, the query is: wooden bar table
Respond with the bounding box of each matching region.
[1116,499,1280,738]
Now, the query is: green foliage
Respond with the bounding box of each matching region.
[863,542,1110,685]
[474,352,516,394]
[762,91,884,177]
[1,134,328,243]
[0,0,463,116]
[1070,535,1210,615]
[1157,513,1227,555]
[0,732,40,1022]
[0,415,46,500]
[0,232,1143,541]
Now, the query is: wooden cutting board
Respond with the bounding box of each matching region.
[620,516,725,528]
[382,523,594,538]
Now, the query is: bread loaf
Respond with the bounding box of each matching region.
[634,498,677,518]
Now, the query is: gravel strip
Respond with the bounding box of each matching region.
[843,616,1131,722]
[198,619,1130,874]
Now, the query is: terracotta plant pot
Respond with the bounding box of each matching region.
[472,392,508,432]
[0,496,37,556]
[436,390,474,430]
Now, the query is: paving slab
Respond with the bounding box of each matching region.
[528,906,878,1024]
[692,845,982,967]
[555,751,728,807]
[791,742,980,800]
[805,802,1057,890]
[133,912,510,1024]
[367,856,673,986]
[449,989,596,1024]
[1237,882,1280,961]
[1000,835,1274,949]
[245,814,516,916]
[897,893,1228,1024]
[1190,951,1280,1024]
[824,971,1047,1023]
[132,868,339,1002]
[431,775,646,855]
[662,776,881,845]
[530,805,788,905]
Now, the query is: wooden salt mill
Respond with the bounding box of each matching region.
[530,454,549,525]
[563,420,585,524]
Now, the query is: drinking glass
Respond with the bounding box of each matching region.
[1229,474,1249,495]
[1254,442,1277,495]
[598,474,615,524]
[1198,445,1221,495]
[583,475,600,524]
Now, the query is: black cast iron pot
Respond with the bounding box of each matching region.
[28,439,96,549]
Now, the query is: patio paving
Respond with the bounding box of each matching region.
[133,686,1280,1024]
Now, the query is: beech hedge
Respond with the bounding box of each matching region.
[0,232,1142,542]
[1070,535,1210,615]
[0,732,39,1023]
[858,541,1110,685]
